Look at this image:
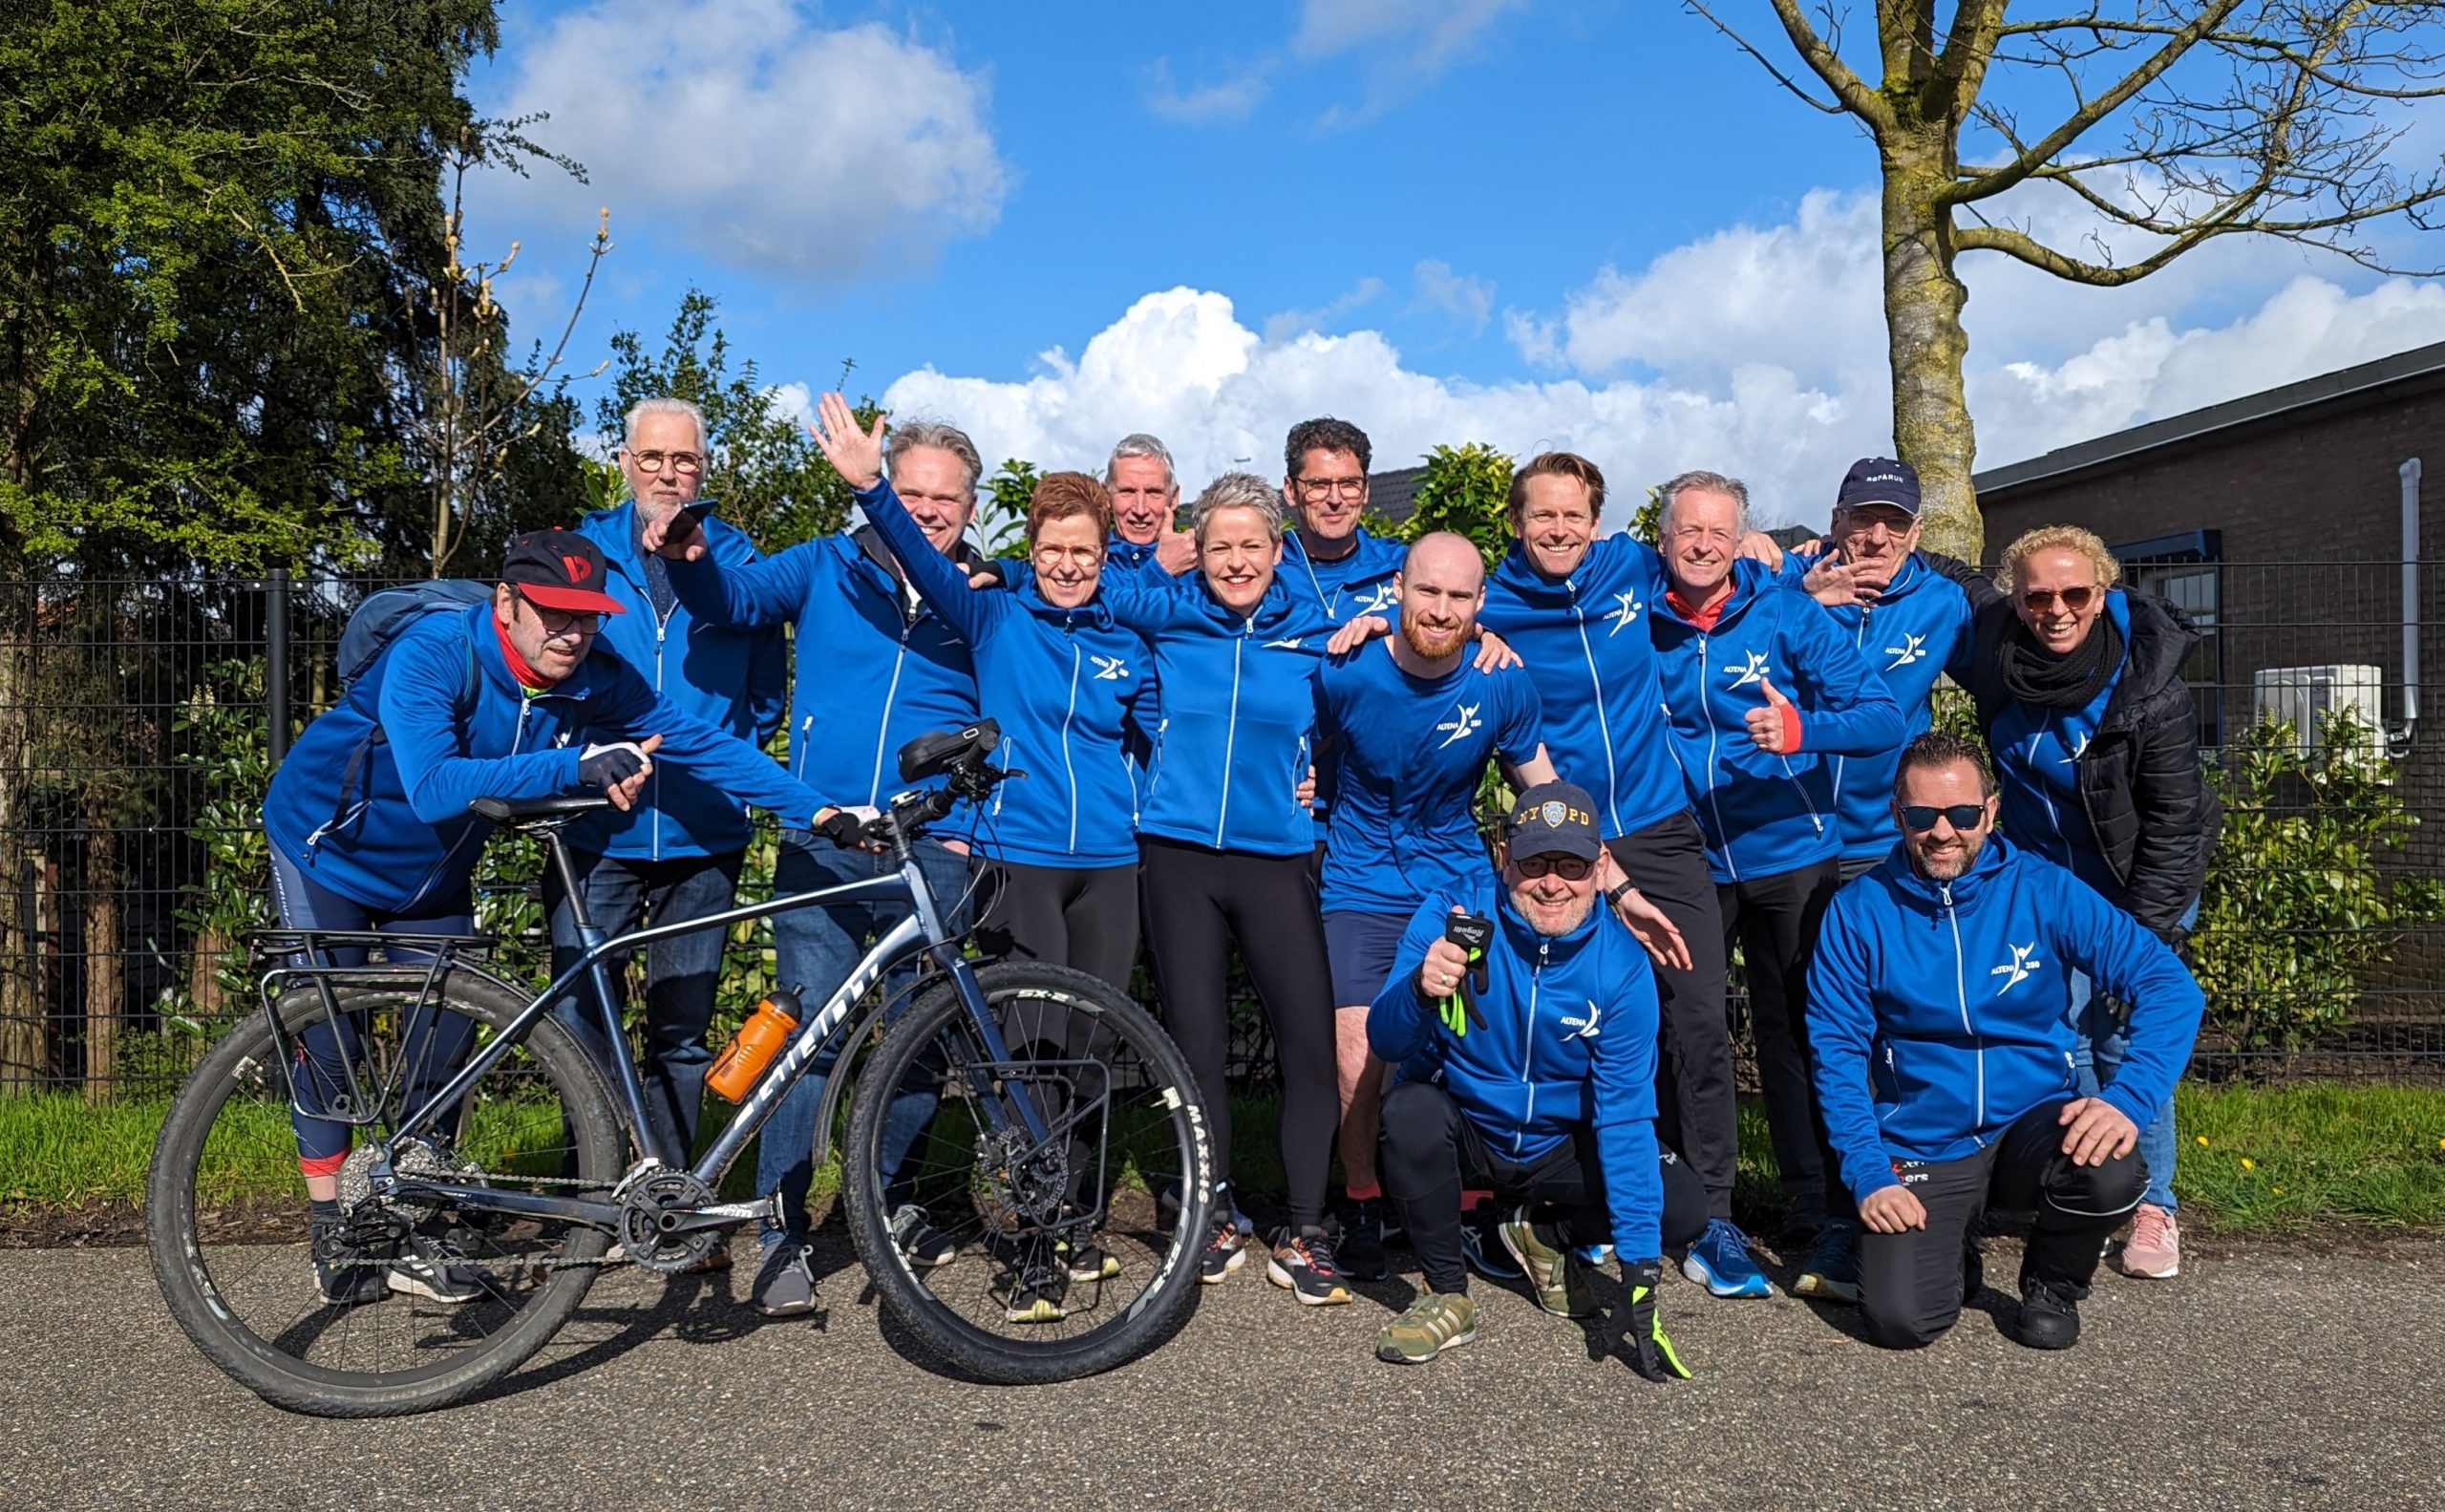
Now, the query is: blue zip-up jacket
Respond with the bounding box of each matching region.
[1989,588,2133,900]
[1369,877,1667,1261]
[1480,535,1685,840]
[1775,550,1976,861]
[1807,834,2205,1205]
[1280,527,1407,842]
[566,500,787,862]
[667,524,980,839]
[1316,646,1543,914]
[857,479,1153,868]
[1649,559,1905,883]
[1103,574,1335,857]
[264,605,827,916]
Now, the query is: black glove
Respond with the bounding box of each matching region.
[817,808,867,848]
[1612,1259,1690,1381]
[577,740,649,790]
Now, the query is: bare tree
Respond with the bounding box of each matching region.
[1690,1,2445,557]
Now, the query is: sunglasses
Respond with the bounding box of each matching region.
[1901,803,1988,833]
[2020,585,2095,612]
[1513,854,1594,881]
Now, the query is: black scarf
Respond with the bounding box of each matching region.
[1999,609,2123,709]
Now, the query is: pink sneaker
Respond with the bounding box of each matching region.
[2119,1203,2180,1279]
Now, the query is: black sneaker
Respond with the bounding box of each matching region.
[309,1217,385,1307]
[1199,1217,1247,1285]
[888,1203,958,1269]
[1000,1243,1069,1325]
[1059,1236,1120,1283]
[1339,1197,1389,1282]
[752,1240,819,1317]
[1265,1225,1351,1307]
[1460,1215,1524,1281]
[2013,1275,2084,1350]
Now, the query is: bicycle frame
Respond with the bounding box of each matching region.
[276,819,1049,1236]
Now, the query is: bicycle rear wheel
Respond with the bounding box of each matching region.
[145,971,623,1416]
[840,961,1215,1383]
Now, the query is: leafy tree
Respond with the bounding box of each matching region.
[982,458,1042,557]
[1392,443,1516,564]
[598,290,873,552]
[1693,2,2445,559]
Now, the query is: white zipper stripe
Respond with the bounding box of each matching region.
[1062,642,1083,852]
[867,629,911,807]
[1516,938,1547,1156]
[1940,882,1987,1141]
[1697,629,1735,881]
[1570,590,1624,835]
[1216,629,1245,847]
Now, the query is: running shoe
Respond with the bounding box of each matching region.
[1339,1196,1390,1281]
[386,1245,483,1305]
[1266,1225,1351,1306]
[1058,1236,1120,1283]
[1001,1253,1070,1325]
[1461,1216,1524,1281]
[751,1240,819,1317]
[1199,1216,1247,1284]
[1374,1291,1477,1364]
[2012,1275,2084,1351]
[1794,1218,1862,1305]
[308,1217,384,1307]
[2118,1203,2181,1279]
[1496,1208,1597,1318]
[888,1203,958,1269]
[1680,1217,1774,1298]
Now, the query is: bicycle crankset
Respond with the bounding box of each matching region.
[615,1167,727,1274]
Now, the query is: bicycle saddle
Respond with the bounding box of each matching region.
[470,794,614,824]
[897,718,1003,783]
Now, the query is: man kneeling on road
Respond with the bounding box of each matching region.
[1807,733,2204,1351]
[1368,781,1707,1376]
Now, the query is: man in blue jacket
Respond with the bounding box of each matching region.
[263,529,837,1307]
[654,417,989,1318]
[1648,469,1903,1300]
[548,399,787,1264]
[1369,782,1706,1376]
[1102,433,1196,581]
[1807,733,2203,1351]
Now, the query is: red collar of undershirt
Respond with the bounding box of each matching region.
[491,614,558,694]
[1666,586,1733,631]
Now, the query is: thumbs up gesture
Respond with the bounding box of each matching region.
[1745,677,1797,754]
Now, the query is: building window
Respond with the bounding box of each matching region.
[2116,530,2223,748]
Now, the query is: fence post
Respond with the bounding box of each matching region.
[266,567,290,764]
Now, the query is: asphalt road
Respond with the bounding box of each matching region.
[5,1231,2440,1511]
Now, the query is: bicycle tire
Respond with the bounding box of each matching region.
[840,961,1215,1383]
[146,970,624,1417]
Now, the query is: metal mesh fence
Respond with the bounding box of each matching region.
[0,561,2437,1100]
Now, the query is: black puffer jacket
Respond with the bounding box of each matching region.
[1932,556,2222,943]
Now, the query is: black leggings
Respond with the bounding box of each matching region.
[1606,812,1737,1220]
[1378,1080,1710,1295]
[1138,837,1338,1229]
[1719,858,1847,1226]
[977,860,1139,994]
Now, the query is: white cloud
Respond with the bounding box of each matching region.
[1292,0,1526,73]
[1410,260,1495,334]
[1262,278,1388,343]
[1144,57,1270,124]
[478,0,1005,283]
[882,264,2445,533]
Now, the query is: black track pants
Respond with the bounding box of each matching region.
[1138,838,1339,1229]
[1378,1080,1710,1295]
[1605,812,1737,1219]
[1860,1097,2147,1349]
[1719,857,1847,1227]
[977,860,1140,994]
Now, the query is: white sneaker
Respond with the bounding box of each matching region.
[388,1250,485,1304]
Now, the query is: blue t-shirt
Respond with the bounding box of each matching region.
[1315,642,1545,914]
[1991,592,2132,902]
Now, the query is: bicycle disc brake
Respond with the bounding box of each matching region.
[617,1167,722,1274]
[967,1123,1069,1235]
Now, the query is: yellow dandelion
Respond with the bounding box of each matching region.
[2241,1158,2256,1170]
[2196,1136,2209,1147]
[2272,1186,2285,1195]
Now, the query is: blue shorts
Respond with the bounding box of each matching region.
[1324,909,1412,1009]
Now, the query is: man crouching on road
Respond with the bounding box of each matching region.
[1806,733,2204,1351]
[1367,781,1709,1378]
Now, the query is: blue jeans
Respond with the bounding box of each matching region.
[2066,898,2198,1213]
[755,831,973,1246]
[546,849,745,1167]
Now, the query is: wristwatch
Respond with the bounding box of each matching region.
[1606,881,1636,909]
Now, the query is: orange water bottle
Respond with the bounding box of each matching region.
[706,989,802,1101]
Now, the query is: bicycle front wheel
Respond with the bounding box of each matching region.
[145,971,624,1416]
[840,962,1216,1383]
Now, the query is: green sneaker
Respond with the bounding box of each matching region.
[1498,1209,1597,1317]
[1374,1291,1478,1364]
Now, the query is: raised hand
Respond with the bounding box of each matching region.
[1804,556,1869,607]
[1154,524,1198,576]
[641,508,707,563]
[1327,613,1393,656]
[1744,677,1797,754]
[807,391,886,491]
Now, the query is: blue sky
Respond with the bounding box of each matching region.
[467,1,2445,524]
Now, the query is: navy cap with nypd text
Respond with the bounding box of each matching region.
[1506,781,1603,863]
[1835,457,1922,518]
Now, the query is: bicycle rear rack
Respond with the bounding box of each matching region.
[244,929,503,1130]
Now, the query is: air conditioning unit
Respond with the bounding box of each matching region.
[2251,665,2385,760]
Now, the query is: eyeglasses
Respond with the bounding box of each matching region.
[2020,585,2095,612]
[1293,477,1367,501]
[1513,854,1594,881]
[627,449,704,475]
[1031,543,1102,568]
[1901,803,1988,833]
[519,594,602,639]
